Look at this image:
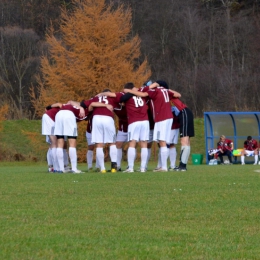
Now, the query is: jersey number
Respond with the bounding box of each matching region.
[161,89,169,102]
[98,96,108,104]
[133,96,144,107]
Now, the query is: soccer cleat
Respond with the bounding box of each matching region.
[241,163,245,165]
[54,170,64,173]
[258,161,260,165]
[71,169,83,174]
[88,167,93,172]
[253,163,257,165]
[48,167,54,172]
[94,168,100,172]
[140,168,146,173]
[117,168,122,172]
[63,168,71,173]
[153,167,162,172]
[168,167,176,171]
[123,168,134,173]
[100,169,106,174]
[174,167,187,172]
[111,169,117,173]
[64,165,71,171]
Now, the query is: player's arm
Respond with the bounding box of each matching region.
[123,89,148,97]
[88,102,113,112]
[148,82,159,89]
[45,103,62,111]
[168,89,181,98]
[67,100,80,106]
[97,92,116,98]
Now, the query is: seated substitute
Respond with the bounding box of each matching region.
[217,135,233,165]
[241,136,258,165]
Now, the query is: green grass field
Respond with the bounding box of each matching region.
[1,162,260,259]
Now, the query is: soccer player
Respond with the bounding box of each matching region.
[119,82,149,172]
[113,104,128,171]
[170,97,195,171]
[168,107,180,171]
[217,135,233,165]
[90,89,120,173]
[85,113,100,171]
[42,104,62,172]
[241,136,258,165]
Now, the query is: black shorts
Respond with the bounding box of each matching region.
[178,107,195,138]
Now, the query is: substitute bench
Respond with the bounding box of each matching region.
[204,112,260,164]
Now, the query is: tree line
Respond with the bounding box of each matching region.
[1,0,260,119]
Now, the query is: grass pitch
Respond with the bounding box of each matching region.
[1,162,260,259]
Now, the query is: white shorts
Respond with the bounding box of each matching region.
[170,129,179,145]
[127,120,149,142]
[86,131,95,146]
[116,130,128,142]
[153,118,173,144]
[245,150,255,156]
[91,115,116,144]
[148,129,154,143]
[54,110,77,137]
[42,114,55,136]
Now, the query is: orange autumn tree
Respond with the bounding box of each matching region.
[32,0,151,116]
[31,0,151,162]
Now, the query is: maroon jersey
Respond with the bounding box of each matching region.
[45,107,60,121]
[60,104,87,121]
[146,87,173,123]
[171,98,187,111]
[91,95,119,118]
[114,105,128,132]
[217,138,233,152]
[244,139,258,151]
[172,112,180,130]
[117,92,148,125]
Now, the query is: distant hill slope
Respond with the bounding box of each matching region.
[0,118,205,163]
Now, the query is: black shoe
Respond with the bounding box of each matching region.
[174,166,187,172]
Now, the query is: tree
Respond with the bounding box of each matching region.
[0,26,41,119]
[32,0,151,116]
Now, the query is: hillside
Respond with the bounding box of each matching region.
[0,118,205,163]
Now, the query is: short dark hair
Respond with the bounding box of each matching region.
[156,80,169,89]
[102,88,111,92]
[247,136,252,141]
[124,82,135,89]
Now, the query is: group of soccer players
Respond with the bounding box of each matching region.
[41,80,195,173]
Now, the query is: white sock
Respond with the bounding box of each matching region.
[160,146,168,170]
[47,148,53,167]
[117,148,123,168]
[181,146,190,164]
[157,151,162,168]
[145,148,151,168]
[169,147,177,168]
[63,149,69,167]
[69,147,77,171]
[241,155,245,164]
[127,147,135,170]
[109,145,117,162]
[96,147,105,170]
[87,150,93,169]
[255,155,258,164]
[56,148,64,172]
[51,148,59,171]
[141,148,148,170]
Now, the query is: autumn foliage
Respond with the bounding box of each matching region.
[32,0,151,117]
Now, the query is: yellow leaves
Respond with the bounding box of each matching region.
[33,0,151,111]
